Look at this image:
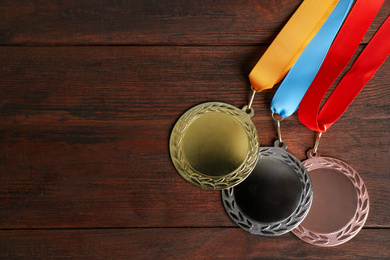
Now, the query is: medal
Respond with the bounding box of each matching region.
[293,149,369,246]
[170,102,259,190]
[170,0,340,190]
[222,140,312,236]
[222,0,352,235]
[293,0,388,246]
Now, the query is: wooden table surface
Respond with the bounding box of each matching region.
[0,0,389,259]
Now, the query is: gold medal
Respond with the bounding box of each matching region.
[170,102,259,190]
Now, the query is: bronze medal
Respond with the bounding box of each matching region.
[292,150,369,246]
[170,102,260,190]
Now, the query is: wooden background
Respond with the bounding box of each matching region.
[0,0,389,259]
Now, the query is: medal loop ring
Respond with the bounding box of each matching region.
[313,123,327,155]
[272,112,285,145]
[247,88,258,110]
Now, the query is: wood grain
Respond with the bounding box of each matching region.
[0,228,389,259]
[0,47,389,229]
[0,0,389,45]
[1,0,389,259]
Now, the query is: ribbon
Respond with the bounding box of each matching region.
[270,0,353,118]
[298,0,387,132]
[249,0,339,92]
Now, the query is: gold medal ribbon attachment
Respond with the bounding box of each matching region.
[170,0,339,190]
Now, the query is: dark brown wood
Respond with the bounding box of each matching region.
[0,228,389,259]
[0,46,389,230]
[0,0,389,259]
[0,0,389,45]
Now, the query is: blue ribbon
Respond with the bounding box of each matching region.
[270,0,353,118]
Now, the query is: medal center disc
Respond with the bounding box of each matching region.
[300,168,357,233]
[182,112,249,177]
[234,157,302,223]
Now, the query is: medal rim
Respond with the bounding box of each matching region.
[222,145,313,236]
[169,102,260,190]
[292,154,370,247]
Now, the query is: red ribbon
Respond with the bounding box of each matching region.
[298,0,388,132]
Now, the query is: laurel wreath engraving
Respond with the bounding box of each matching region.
[292,156,369,247]
[222,146,313,236]
[170,102,260,190]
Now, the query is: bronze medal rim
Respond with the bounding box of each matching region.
[222,145,313,236]
[292,155,370,247]
[169,102,260,190]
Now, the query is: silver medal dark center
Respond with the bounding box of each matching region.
[222,141,313,236]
